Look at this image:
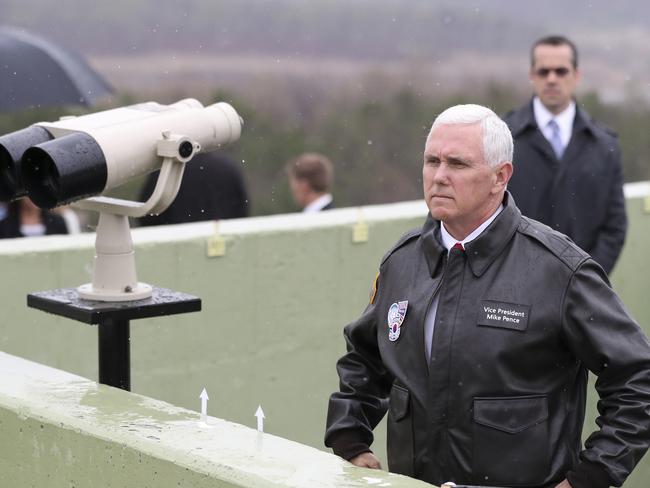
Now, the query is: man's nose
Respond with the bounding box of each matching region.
[433,163,450,183]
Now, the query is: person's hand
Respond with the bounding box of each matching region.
[555,479,572,488]
[349,452,382,469]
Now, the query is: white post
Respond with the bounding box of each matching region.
[77,212,152,301]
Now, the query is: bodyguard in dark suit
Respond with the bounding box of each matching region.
[503,35,627,274]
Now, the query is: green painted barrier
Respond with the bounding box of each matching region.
[0,201,428,468]
[0,351,434,487]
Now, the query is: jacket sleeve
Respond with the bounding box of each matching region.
[324,272,394,460]
[562,260,650,487]
[587,142,627,274]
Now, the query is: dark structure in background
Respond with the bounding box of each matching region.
[0,26,113,111]
[138,151,249,226]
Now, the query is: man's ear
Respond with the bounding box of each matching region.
[574,67,582,85]
[493,161,513,192]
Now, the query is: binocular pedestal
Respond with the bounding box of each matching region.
[27,287,201,391]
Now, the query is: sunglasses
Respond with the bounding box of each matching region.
[535,67,571,78]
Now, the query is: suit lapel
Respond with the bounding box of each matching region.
[527,129,558,165]
[547,111,592,224]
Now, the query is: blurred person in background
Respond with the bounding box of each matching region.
[503,35,626,274]
[286,152,334,213]
[138,151,249,226]
[54,206,81,233]
[0,198,69,238]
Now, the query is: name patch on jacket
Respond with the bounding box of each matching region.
[477,300,530,331]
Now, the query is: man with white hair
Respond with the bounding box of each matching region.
[325,104,650,488]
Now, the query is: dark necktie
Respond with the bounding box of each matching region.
[452,242,464,252]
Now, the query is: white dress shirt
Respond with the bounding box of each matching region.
[424,205,504,360]
[533,97,575,152]
[303,193,333,213]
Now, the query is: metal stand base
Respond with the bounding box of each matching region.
[98,319,131,390]
[78,282,153,302]
[27,287,201,391]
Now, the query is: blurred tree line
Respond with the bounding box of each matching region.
[1,85,648,217]
[209,85,650,215]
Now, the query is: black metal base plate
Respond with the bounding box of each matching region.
[27,287,201,325]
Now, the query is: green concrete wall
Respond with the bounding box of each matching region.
[0,188,649,486]
[0,351,433,487]
[0,201,427,468]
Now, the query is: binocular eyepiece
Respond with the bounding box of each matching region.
[0,126,53,201]
[21,132,107,208]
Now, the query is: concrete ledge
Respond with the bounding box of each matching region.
[0,351,434,487]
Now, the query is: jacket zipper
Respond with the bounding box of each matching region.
[422,255,447,376]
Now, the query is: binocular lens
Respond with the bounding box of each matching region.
[0,127,53,201]
[22,132,107,208]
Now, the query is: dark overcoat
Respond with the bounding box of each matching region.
[503,101,627,274]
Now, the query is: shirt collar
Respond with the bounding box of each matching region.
[420,193,521,278]
[440,204,504,252]
[302,193,332,213]
[533,97,575,139]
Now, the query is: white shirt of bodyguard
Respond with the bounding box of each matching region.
[302,193,333,213]
[423,204,504,360]
[533,96,575,153]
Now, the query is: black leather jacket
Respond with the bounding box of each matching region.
[325,194,650,488]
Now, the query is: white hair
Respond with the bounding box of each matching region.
[429,104,513,167]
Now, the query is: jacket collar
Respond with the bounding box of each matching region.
[421,214,446,278]
[420,192,521,278]
[509,98,597,139]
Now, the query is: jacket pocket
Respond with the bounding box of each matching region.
[387,383,414,476]
[472,395,549,486]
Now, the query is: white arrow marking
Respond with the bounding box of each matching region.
[199,388,209,424]
[255,405,265,433]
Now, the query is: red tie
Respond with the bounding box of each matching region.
[452,242,464,252]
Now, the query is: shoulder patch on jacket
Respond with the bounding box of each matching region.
[379,227,422,266]
[518,217,589,271]
[369,271,379,304]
